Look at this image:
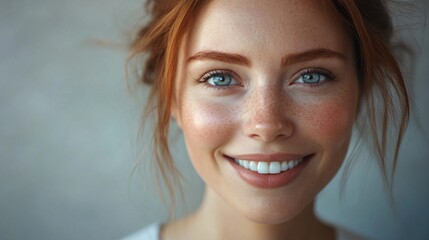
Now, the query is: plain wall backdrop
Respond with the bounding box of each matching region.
[1,0,428,239]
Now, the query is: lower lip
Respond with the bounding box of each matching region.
[226,155,311,189]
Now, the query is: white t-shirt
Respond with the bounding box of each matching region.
[121,223,161,240]
[121,223,367,240]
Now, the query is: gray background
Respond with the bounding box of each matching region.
[1,0,428,239]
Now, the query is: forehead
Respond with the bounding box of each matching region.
[184,0,353,62]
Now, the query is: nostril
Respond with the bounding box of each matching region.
[247,122,292,142]
[242,95,294,141]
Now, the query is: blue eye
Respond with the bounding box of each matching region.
[202,70,238,87]
[208,74,232,86]
[295,69,333,84]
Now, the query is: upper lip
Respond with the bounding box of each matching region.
[226,153,308,162]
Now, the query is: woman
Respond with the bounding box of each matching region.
[125,0,409,239]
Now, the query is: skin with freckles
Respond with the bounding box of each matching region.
[166,0,360,239]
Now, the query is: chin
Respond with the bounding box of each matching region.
[235,196,314,225]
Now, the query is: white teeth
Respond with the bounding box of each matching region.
[249,161,258,171]
[236,158,304,174]
[281,161,289,171]
[243,160,250,169]
[257,162,269,174]
[269,162,281,174]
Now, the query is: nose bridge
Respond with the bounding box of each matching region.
[243,84,292,141]
[251,85,281,116]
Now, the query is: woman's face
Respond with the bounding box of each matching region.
[174,0,359,223]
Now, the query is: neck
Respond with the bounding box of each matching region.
[177,188,335,240]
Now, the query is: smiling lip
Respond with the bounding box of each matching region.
[225,153,312,189]
[229,153,307,162]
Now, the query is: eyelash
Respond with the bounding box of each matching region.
[198,69,240,90]
[197,68,335,90]
[293,68,335,87]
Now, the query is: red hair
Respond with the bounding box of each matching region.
[129,0,206,208]
[128,0,409,205]
[328,0,409,190]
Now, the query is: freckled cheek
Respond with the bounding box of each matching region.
[179,101,237,152]
[300,100,357,148]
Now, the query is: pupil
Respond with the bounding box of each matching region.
[304,73,319,83]
[215,76,224,82]
[214,75,230,85]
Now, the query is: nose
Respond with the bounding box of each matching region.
[242,86,294,142]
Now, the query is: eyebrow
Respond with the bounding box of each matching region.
[281,48,347,66]
[187,51,251,66]
[187,48,346,67]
